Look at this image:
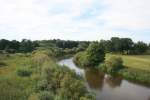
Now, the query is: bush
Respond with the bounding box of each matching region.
[17,67,32,77]
[98,63,107,72]
[36,80,48,91]
[105,56,124,73]
[38,91,54,100]
[73,42,105,68]
[86,42,105,66]
[73,52,90,68]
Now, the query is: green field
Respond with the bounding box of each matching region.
[0,54,35,100]
[107,54,150,72]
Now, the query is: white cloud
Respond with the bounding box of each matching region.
[99,0,150,30]
[0,0,149,42]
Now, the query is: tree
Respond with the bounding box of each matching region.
[99,40,113,52]
[120,38,133,54]
[78,42,89,51]
[86,42,105,66]
[0,39,10,50]
[19,39,35,53]
[109,37,135,54]
[134,41,148,54]
[111,37,122,52]
[9,40,20,52]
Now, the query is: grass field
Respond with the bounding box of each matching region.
[107,54,150,72]
[0,54,35,100]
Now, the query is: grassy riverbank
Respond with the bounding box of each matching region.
[0,54,36,100]
[103,54,150,85]
[74,50,150,85]
[106,54,150,72]
[0,52,95,100]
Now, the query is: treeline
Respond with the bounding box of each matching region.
[38,39,90,50]
[0,39,39,53]
[0,37,149,55]
[99,37,150,54]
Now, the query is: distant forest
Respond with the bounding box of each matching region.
[0,37,150,55]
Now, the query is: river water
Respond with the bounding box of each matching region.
[58,58,150,100]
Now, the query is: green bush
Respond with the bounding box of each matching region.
[105,56,124,73]
[86,42,105,66]
[73,42,105,68]
[38,91,54,100]
[98,63,107,72]
[17,67,32,77]
[36,80,48,91]
[73,52,90,68]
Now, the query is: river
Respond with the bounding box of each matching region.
[58,58,150,100]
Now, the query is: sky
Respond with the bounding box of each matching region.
[0,0,150,42]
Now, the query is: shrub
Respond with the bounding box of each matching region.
[98,63,107,72]
[17,67,32,77]
[38,91,54,100]
[73,52,90,68]
[105,56,124,73]
[36,80,48,91]
[73,42,105,68]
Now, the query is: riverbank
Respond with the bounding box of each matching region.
[74,53,150,85]
[107,54,150,72]
[105,54,150,85]
[59,58,150,100]
[0,52,95,100]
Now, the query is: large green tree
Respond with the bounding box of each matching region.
[134,41,148,54]
[19,39,35,53]
[86,42,105,66]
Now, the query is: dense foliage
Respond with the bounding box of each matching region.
[32,51,95,100]
[39,39,89,49]
[105,56,124,73]
[0,37,149,55]
[86,42,105,66]
[0,39,39,53]
[74,42,105,68]
[99,37,149,54]
[0,49,95,100]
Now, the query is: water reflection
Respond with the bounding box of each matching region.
[105,75,122,88]
[85,68,104,90]
[85,69,123,89]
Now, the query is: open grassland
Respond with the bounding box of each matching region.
[0,54,30,75]
[0,54,35,100]
[107,54,150,72]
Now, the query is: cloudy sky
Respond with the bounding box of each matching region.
[0,0,150,42]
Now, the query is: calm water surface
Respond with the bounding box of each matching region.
[58,58,150,100]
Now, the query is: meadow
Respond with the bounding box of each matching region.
[0,54,35,100]
[106,54,150,72]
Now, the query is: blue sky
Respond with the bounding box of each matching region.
[0,0,150,43]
